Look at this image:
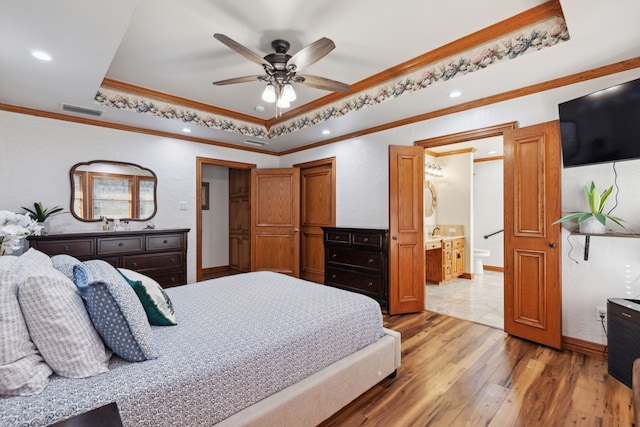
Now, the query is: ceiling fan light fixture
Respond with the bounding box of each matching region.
[262,84,276,103]
[282,83,296,102]
[276,97,290,108]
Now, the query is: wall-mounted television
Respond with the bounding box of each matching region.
[558,76,640,168]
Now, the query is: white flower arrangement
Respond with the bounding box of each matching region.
[0,210,43,255]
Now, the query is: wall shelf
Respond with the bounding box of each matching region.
[570,231,639,260]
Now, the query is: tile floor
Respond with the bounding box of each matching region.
[425,271,504,330]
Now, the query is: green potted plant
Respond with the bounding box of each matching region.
[22,202,64,235]
[553,181,627,234]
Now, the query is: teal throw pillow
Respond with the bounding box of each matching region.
[118,268,177,326]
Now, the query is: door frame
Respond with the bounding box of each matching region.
[196,157,255,282]
[413,122,518,321]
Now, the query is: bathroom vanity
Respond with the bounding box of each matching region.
[425,236,464,284]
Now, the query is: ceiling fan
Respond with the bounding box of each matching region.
[212,33,351,109]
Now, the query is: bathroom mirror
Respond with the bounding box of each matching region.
[424,180,437,217]
[70,160,157,222]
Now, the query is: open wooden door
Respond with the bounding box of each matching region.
[388,145,425,314]
[251,168,301,277]
[504,121,562,349]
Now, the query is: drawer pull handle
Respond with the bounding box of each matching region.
[133,262,138,268]
[332,253,337,258]
[368,258,374,264]
[368,282,373,287]
[171,277,176,282]
[332,274,337,279]
[363,237,369,242]
[64,245,69,251]
[118,242,124,247]
[171,258,176,263]
[335,236,340,240]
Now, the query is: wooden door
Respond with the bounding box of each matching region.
[504,121,562,349]
[251,168,301,277]
[388,145,425,314]
[296,158,336,283]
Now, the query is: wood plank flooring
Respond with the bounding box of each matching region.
[320,311,635,427]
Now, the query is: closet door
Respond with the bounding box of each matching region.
[251,168,301,277]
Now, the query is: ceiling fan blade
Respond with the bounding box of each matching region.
[297,75,350,92]
[212,75,263,86]
[213,34,273,70]
[287,37,335,72]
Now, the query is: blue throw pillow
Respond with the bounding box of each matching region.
[73,260,158,362]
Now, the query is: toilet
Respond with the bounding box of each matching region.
[473,248,491,275]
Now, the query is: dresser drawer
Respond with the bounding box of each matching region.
[452,238,464,248]
[443,240,453,249]
[351,232,384,249]
[144,270,185,288]
[97,236,144,255]
[146,234,184,251]
[32,239,95,258]
[425,240,441,250]
[325,267,383,298]
[326,247,383,272]
[122,251,183,270]
[325,230,350,244]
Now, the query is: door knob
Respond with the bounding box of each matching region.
[549,243,556,248]
[392,236,397,240]
[294,228,299,232]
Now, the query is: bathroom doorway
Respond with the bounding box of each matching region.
[417,127,508,330]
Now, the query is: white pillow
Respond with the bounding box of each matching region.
[0,256,52,396]
[18,265,112,378]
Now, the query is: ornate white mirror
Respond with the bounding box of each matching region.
[70,160,157,222]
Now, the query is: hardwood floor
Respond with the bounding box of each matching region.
[320,311,635,427]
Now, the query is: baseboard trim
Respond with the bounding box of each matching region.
[202,266,230,275]
[563,336,607,359]
[484,265,504,272]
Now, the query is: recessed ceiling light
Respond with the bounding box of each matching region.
[32,50,52,61]
[449,90,462,98]
[255,105,265,113]
[182,128,191,133]
[322,129,330,135]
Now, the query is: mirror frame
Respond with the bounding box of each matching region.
[69,160,158,222]
[424,180,437,217]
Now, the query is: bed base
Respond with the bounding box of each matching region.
[217,328,401,427]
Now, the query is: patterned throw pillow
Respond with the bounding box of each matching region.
[51,254,82,282]
[118,268,177,326]
[73,260,158,362]
[17,265,111,378]
[0,255,52,396]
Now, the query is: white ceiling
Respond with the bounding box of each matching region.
[1,0,639,154]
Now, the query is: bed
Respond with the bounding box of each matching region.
[0,251,400,427]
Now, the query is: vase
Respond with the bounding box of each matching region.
[579,218,606,234]
[38,222,50,235]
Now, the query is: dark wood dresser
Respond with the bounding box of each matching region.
[322,227,389,311]
[28,228,189,288]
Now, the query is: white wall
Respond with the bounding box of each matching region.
[0,111,279,283]
[473,159,504,268]
[435,152,473,273]
[201,166,228,268]
[280,68,640,346]
[4,67,640,346]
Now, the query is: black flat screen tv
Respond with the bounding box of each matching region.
[558,76,640,168]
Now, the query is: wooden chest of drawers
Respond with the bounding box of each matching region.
[322,227,389,311]
[29,228,189,288]
[425,237,464,284]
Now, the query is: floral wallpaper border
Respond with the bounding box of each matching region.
[94,15,569,141]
